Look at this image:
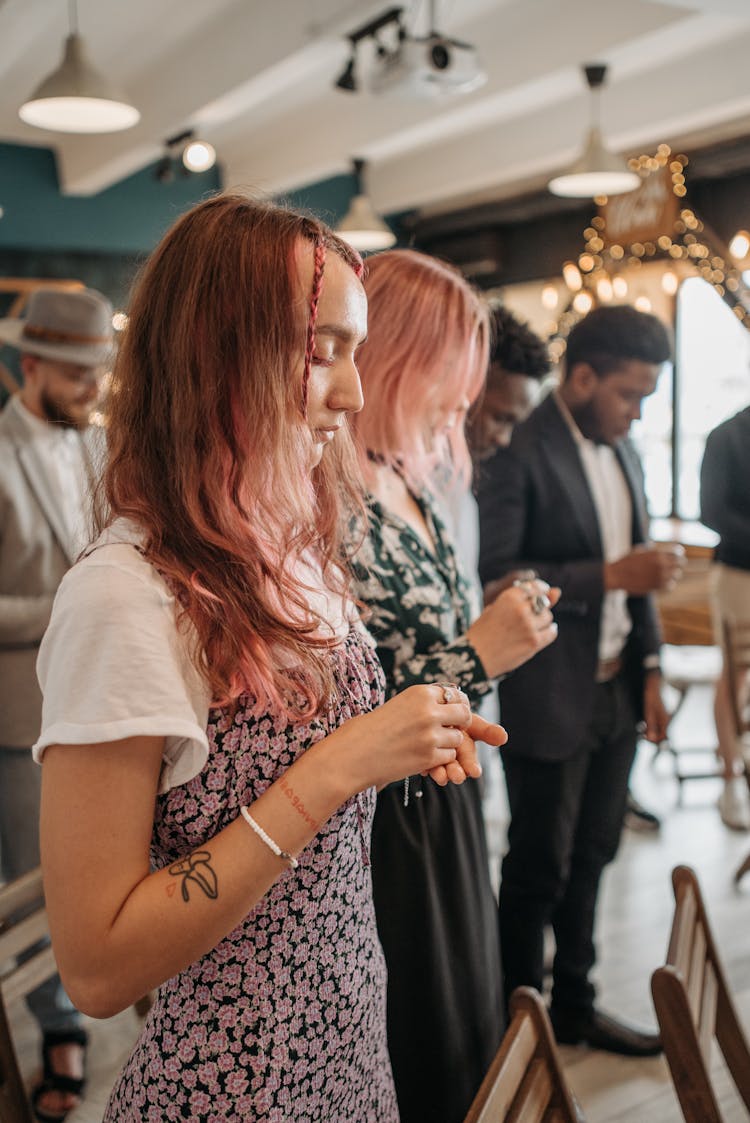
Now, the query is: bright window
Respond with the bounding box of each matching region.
[631,277,750,519]
[630,358,673,518]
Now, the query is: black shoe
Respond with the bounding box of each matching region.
[550,1006,662,1057]
[624,791,661,832]
[31,1027,88,1122]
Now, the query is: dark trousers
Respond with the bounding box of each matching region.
[498,673,637,1014]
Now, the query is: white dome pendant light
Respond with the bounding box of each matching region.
[19,0,140,133]
[335,159,396,253]
[548,64,640,199]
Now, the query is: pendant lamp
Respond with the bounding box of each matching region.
[19,0,140,133]
[548,64,639,199]
[335,159,396,253]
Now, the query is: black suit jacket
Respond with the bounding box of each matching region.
[700,405,750,571]
[476,393,661,762]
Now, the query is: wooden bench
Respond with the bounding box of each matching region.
[651,865,750,1123]
[463,986,582,1123]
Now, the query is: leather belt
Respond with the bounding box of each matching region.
[595,656,623,683]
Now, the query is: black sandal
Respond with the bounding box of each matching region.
[31,1027,88,1123]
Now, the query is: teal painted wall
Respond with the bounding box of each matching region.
[0,141,222,254]
[281,171,359,228]
[0,155,412,401]
[281,170,411,247]
[0,146,411,317]
[0,144,411,257]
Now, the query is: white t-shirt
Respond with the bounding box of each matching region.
[34,521,211,793]
[34,521,361,793]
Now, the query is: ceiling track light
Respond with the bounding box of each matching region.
[333,4,485,99]
[19,0,140,133]
[334,7,404,94]
[182,137,216,173]
[547,63,640,199]
[335,51,357,92]
[154,156,174,184]
[335,158,396,253]
[154,129,217,182]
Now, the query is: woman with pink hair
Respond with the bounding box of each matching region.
[351,249,560,1123]
[32,197,505,1122]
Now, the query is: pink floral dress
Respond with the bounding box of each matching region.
[104,629,398,1122]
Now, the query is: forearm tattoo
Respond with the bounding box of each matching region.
[167,851,218,902]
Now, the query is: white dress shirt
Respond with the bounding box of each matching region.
[14,396,93,557]
[555,393,633,661]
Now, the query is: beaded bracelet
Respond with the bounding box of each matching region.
[240,806,299,869]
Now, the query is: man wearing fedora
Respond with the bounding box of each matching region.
[0,286,113,1122]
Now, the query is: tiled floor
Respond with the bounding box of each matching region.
[8,679,750,1122]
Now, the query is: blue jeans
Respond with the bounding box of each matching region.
[0,746,81,1035]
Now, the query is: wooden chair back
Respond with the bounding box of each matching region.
[655,538,716,647]
[651,865,750,1123]
[722,618,750,743]
[463,986,582,1123]
[0,868,53,1123]
[651,532,723,794]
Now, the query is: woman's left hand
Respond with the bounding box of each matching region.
[466,579,561,679]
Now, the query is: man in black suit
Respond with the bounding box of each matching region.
[477,305,684,1056]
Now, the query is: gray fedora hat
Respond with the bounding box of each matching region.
[0,287,114,366]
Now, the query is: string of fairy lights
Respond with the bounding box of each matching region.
[540,144,750,363]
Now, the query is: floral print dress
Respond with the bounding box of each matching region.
[351,491,505,1123]
[104,628,399,1123]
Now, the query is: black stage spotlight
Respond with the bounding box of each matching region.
[154,154,174,183]
[335,52,357,92]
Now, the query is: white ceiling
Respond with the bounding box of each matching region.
[3,0,750,219]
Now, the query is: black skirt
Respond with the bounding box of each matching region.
[371,776,505,1123]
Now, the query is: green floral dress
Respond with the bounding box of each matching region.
[352,490,505,1123]
[354,493,491,700]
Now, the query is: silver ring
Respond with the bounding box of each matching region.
[531,593,550,615]
[436,681,464,704]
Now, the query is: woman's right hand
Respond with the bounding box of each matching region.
[466,579,560,679]
[331,683,504,794]
[425,710,508,787]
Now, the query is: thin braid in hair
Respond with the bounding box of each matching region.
[302,239,327,413]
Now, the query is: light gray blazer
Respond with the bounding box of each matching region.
[0,397,103,747]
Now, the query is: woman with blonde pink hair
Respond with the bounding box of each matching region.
[33,197,505,1122]
[350,249,560,1123]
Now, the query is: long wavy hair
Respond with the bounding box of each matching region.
[351,249,489,492]
[99,193,365,719]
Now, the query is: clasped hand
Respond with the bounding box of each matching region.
[424,712,508,787]
[353,683,507,792]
